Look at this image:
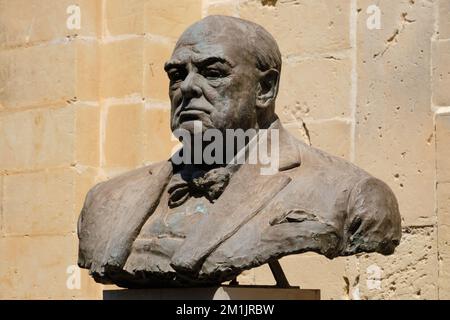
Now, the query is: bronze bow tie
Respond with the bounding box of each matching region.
[168,167,231,208]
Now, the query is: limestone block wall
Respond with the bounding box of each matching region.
[0,0,448,299]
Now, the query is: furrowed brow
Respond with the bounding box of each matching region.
[164,61,184,72]
[164,56,234,72]
[193,56,234,68]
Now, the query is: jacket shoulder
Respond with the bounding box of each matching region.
[343,175,402,255]
[286,138,401,255]
[77,161,172,272]
[86,162,166,203]
[298,141,369,176]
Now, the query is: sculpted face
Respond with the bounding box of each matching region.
[165,19,261,134]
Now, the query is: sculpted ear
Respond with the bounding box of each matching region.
[256,68,280,109]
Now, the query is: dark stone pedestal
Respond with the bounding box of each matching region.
[103,285,320,300]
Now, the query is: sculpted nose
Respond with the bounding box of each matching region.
[180,72,202,99]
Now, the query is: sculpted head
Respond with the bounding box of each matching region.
[165,15,282,135]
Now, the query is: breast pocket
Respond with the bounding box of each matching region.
[269,208,320,225]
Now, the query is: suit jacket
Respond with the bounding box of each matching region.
[77,121,401,286]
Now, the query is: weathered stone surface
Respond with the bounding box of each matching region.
[355,0,436,226]
[286,120,351,160]
[439,0,450,39]
[0,175,3,236]
[277,57,351,121]
[283,122,311,145]
[0,107,74,170]
[235,269,255,285]
[105,0,202,39]
[306,120,352,160]
[253,254,347,300]
[105,0,146,36]
[0,234,102,299]
[75,104,100,167]
[101,167,137,181]
[437,182,450,299]
[436,112,450,183]
[240,0,350,56]
[143,39,175,102]
[104,103,143,168]
[432,40,450,106]
[104,103,177,168]
[0,40,98,109]
[3,167,97,236]
[141,106,178,163]
[345,227,438,300]
[3,169,73,236]
[0,0,99,49]
[0,43,71,108]
[144,0,202,39]
[75,42,100,102]
[206,1,239,17]
[100,38,144,99]
[0,104,99,171]
[73,167,101,218]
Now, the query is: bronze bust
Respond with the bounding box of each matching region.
[77,15,401,288]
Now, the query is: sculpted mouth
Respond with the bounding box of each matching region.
[179,110,207,123]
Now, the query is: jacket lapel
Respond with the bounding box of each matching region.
[90,161,173,274]
[273,119,302,172]
[170,121,302,274]
[91,122,303,275]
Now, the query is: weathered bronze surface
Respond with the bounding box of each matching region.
[77,16,401,288]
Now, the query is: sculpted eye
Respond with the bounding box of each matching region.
[168,69,186,83]
[203,69,223,80]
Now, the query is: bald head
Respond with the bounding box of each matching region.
[165,15,281,134]
[175,15,282,74]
